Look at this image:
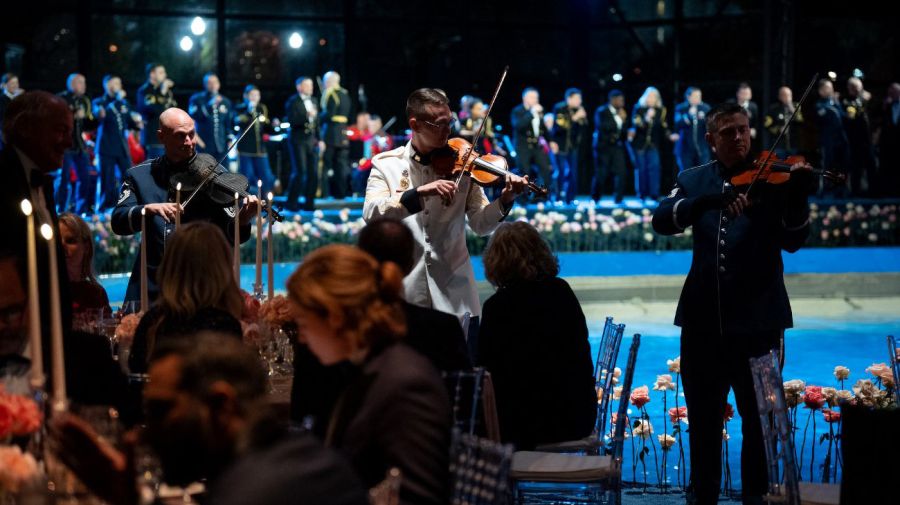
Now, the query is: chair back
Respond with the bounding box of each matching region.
[368,468,402,505]
[449,430,514,505]
[444,368,501,441]
[609,334,640,465]
[888,335,900,405]
[594,322,626,438]
[750,350,801,505]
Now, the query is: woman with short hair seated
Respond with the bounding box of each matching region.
[129,222,243,374]
[286,244,451,505]
[478,221,596,450]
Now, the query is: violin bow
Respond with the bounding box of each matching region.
[454,66,509,187]
[744,73,818,197]
[181,113,261,210]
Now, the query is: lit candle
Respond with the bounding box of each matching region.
[255,180,263,294]
[233,192,240,285]
[175,182,182,230]
[20,200,44,389]
[40,223,66,408]
[140,208,148,313]
[267,192,274,300]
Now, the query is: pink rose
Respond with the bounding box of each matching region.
[822,409,841,423]
[865,363,895,387]
[629,385,650,408]
[260,295,295,325]
[668,406,688,425]
[7,394,42,436]
[0,398,13,439]
[803,386,826,410]
[0,445,40,493]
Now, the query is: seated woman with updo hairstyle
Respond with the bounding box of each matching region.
[287,244,450,505]
[478,221,597,451]
[129,222,243,374]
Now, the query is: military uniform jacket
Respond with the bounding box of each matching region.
[111,155,251,302]
[511,105,546,147]
[815,98,848,146]
[594,104,628,149]
[188,91,233,154]
[764,102,804,152]
[652,160,809,333]
[320,87,350,146]
[93,93,138,158]
[674,101,711,155]
[551,102,588,153]
[285,93,319,143]
[630,105,672,151]
[363,142,508,322]
[234,102,273,156]
[136,82,177,147]
[59,91,97,153]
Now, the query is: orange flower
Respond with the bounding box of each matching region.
[629,385,650,408]
[803,386,826,410]
[668,406,688,425]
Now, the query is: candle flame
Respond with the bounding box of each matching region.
[141,207,146,216]
[176,182,182,191]
[267,192,274,200]
[235,192,240,199]
[20,199,33,216]
[257,179,263,187]
[40,223,53,240]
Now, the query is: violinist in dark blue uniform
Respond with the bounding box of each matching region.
[112,108,260,305]
[652,103,812,505]
[188,73,233,162]
[94,75,141,210]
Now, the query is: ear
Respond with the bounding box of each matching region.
[408,117,418,132]
[705,131,715,151]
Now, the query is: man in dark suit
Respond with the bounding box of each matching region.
[653,103,812,505]
[815,79,850,196]
[94,75,141,210]
[674,87,712,172]
[511,87,553,200]
[727,82,760,146]
[284,76,322,211]
[592,89,629,203]
[0,91,73,348]
[188,72,233,162]
[290,217,471,436]
[878,83,900,196]
[54,332,368,505]
[320,71,351,198]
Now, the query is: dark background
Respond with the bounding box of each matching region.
[2,0,899,186]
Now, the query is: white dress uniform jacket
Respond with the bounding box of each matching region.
[363,142,508,324]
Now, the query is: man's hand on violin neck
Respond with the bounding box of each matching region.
[725,193,751,218]
[500,174,529,204]
[239,195,262,225]
[144,203,182,223]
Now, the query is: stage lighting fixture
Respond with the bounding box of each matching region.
[612,73,623,82]
[827,71,837,80]
[289,32,303,49]
[852,68,864,78]
[180,36,194,52]
[191,17,206,36]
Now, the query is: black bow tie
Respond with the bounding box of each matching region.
[30,169,51,189]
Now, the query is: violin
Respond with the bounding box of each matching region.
[730,150,846,190]
[172,113,284,222]
[169,153,285,222]
[431,137,548,196]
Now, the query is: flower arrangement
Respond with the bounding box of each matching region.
[115,313,142,347]
[0,386,42,495]
[259,295,294,326]
[0,446,39,494]
[87,202,900,275]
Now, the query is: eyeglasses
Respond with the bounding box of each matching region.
[419,119,452,130]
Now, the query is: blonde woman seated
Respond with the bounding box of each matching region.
[478,221,596,450]
[129,222,243,373]
[287,244,451,505]
[58,213,111,317]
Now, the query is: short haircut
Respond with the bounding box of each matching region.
[737,82,751,91]
[565,87,582,99]
[146,63,163,76]
[203,72,218,85]
[243,84,259,95]
[684,86,701,99]
[818,78,833,90]
[608,89,624,101]
[483,221,559,288]
[522,87,538,98]
[150,331,267,407]
[102,74,120,87]
[406,88,449,119]
[357,218,415,275]
[2,73,17,85]
[2,91,68,146]
[295,76,311,86]
[706,102,749,133]
[66,73,83,89]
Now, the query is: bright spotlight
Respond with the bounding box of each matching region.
[180,36,194,52]
[289,32,303,49]
[827,71,837,80]
[852,68,864,78]
[191,17,206,36]
[612,73,623,82]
